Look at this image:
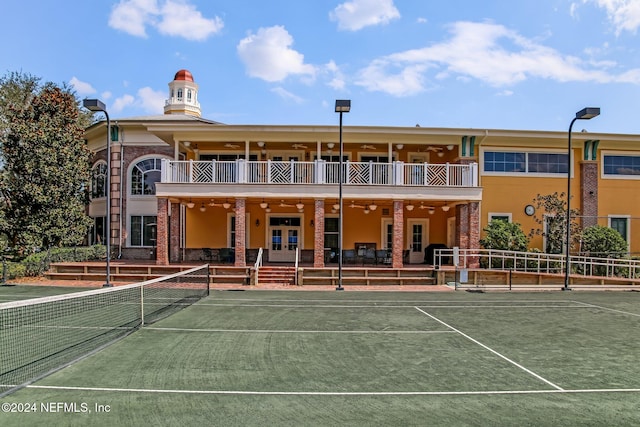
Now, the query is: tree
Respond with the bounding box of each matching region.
[528,192,581,254]
[0,76,93,253]
[581,225,628,258]
[480,219,529,251]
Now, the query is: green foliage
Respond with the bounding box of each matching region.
[528,192,581,254]
[480,219,529,251]
[1,261,26,280]
[20,245,106,277]
[0,72,93,253]
[580,225,628,257]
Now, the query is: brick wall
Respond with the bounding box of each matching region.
[314,199,325,267]
[170,202,180,262]
[580,161,598,229]
[156,198,169,265]
[392,201,404,268]
[234,199,246,267]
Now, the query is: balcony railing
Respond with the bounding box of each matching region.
[161,159,479,187]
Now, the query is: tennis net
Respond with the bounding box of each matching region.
[0,264,209,397]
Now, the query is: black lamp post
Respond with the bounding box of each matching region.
[83,99,112,287]
[335,100,351,291]
[564,107,600,291]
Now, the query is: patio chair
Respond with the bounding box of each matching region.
[363,248,376,265]
[375,249,389,265]
[201,248,214,262]
[343,249,356,264]
[218,247,234,263]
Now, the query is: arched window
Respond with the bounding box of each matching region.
[91,162,107,199]
[187,89,192,101]
[131,158,163,195]
[177,88,183,101]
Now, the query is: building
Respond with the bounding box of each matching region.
[84,70,640,268]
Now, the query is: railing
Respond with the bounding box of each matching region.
[434,248,640,280]
[161,159,479,187]
[294,247,299,286]
[254,247,263,285]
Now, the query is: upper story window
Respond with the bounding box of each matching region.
[483,151,568,175]
[187,89,192,101]
[603,155,640,176]
[91,162,107,199]
[177,88,183,101]
[131,158,163,195]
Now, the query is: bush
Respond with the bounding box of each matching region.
[19,245,107,277]
[1,261,26,281]
[480,219,529,252]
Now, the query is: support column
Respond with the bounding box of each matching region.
[313,199,325,267]
[580,161,598,229]
[468,202,480,268]
[392,200,404,268]
[156,198,169,265]
[109,143,121,250]
[169,201,180,263]
[234,198,246,267]
[456,204,470,250]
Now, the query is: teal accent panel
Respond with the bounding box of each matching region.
[469,136,475,157]
[110,126,119,142]
[461,136,467,157]
[584,140,591,161]
[591,140,599,161]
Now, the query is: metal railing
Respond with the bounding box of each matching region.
[433,248,640,280]
[253,247,263,285]
[161,159,478,187]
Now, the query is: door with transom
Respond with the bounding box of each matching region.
[268,216,301,262]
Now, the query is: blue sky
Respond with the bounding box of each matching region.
[2,0,640,133]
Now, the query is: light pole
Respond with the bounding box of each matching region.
[335,100,351,291]
[564,107,600,291]
[83,99,112,287]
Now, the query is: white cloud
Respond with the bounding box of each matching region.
[590,0,640,34]
[330,0,400,31]
[137,87,165,113]
[271,87,305,104]
[101,91,113,100]
[111,94,136,113]
[325,60,346,90]
[356,21,640,96]
[109,0,223,40]
[69,77,95,96]
[237,26,316,82]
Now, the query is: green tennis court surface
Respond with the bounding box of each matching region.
[1,290,639,426]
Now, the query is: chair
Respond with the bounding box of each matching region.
[375,249,389,265]
[201,248,214,262]
[343,249,356,264]
[218,248,234,263]
[363,248,376,265]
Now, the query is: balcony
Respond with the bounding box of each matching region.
[161,159,478,187]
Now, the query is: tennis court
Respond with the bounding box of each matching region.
[1,286,639,426]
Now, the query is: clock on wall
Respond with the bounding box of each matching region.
[524,205,535,216]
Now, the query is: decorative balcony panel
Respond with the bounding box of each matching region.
[161,159,478,188]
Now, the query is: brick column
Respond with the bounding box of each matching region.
[313,199,325,267]
[392,200,404,268]
[580,161,598,229]
[169,202,180,263]
[234,198,246,267]
[156,198,169,265]
[456,203,469,249]
[468,202,480,268]
[109,143,121,249]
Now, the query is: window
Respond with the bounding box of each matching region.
[177,88,183,101]
[609,217,629,243]
[187,89,192,101]
[484,151,568,175]
[489,213,512,223]
[603,155,640,176]
[91,162,107,199]
[324,217,339,253]
[131,158,163,195]
[130,216,157,247]
[91,216,106,245]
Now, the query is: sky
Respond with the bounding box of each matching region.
[2,0,640,134]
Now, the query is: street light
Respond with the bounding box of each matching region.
[335,100,351,291]
[564,107,600,291]
[83,99,112,287]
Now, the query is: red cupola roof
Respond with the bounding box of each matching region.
[174,69,194,82]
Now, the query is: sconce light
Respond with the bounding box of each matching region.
[589,191,595,196]
[333,202,340,210]
[296,201,304,210]
[186,200,195,209]
[260,200,268,209]
[364,207,370,214]
[199,203,206,212]
[310,219,314,227]
[265,206,271,213]
[222,201,231,209]
[428,207,435,215]
[256,219,260,227]
[369,202,377,211]
[406,203,414,211]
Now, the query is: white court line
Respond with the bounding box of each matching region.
[414,307,564,391]
[193,303,587,309]
[571,300,640,318]
[145,327,455,334]
[23,384,640,396]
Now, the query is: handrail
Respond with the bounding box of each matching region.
[433,248,640,280]
[254,247,263,285]
[294,247,299,286]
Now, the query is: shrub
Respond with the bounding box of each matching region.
[20,245,107,277]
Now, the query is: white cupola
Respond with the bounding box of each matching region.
[164,69,201,117]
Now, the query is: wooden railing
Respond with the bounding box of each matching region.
[161,159,478,187]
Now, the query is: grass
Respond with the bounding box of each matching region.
[1,289,639,426]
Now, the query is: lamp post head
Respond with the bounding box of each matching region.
[335,99,351,113]
[575,107,600,120]
[83,98,107,113]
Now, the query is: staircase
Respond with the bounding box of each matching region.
[257,266,297,286]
